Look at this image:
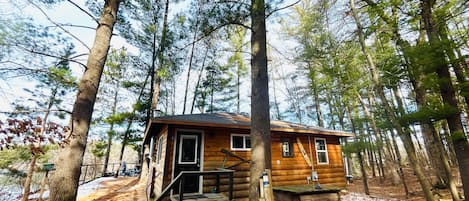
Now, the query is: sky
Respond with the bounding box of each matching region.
[0,0,305,126]
[0,0,135,120]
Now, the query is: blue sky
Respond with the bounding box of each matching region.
[0,0,309,126]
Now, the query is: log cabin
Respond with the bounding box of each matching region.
[142,113,353,201]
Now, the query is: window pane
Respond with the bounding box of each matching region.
[282,142,290,153]
[232,136,244,149]
[316,140,326,150]
[245,137,251,148]
[157,137,163,164]
[318,152,328,163]
[181,137,196,162]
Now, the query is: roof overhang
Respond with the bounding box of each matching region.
[143,118,354,144]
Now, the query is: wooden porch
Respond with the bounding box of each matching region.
[155,170,234,201]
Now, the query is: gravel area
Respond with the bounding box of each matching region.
[0,185,22,201]
[341,192,398,201]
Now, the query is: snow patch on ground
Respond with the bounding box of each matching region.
[76,177,116,199]
[27,176,116,200]
[0,185,22,201]
[0,174,23,201]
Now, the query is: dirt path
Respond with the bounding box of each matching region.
[345,168,461,201]
[77,168,461,201]
[77,177,146,201]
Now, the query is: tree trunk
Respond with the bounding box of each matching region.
[308,64,324,127]
[366,138,376,178]
[441,122,458,165]
[22,154,38,201]
[362,1,457,194]
[439,23,469,110]
[103,78,120,176]
[28,86,58,201]
[49,1,121,200]
[420,0,469,199]
[271,69,281,120]
[358,92,400,185]
[151,0,169,112]
[182,6,200,114]
[115,70,150,178]
[390,130,410,196]
[249,0,271,200]
[349,1,435,199]
[357,151,370,195]
[190,47,209,114]
[38,171,49,201]
[102,130,113,175]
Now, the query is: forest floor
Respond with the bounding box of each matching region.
[73,167,462,201]
[76,177,146,201]
[345,167,462,201]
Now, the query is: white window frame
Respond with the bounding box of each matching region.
[156,135,164,166]
[230,134,251,151]
[315,137,329,164]
[178,134,198,164]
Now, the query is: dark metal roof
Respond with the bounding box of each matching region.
[143,113,353,143]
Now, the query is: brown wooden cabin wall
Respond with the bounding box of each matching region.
[152,126,169,196]
[200,128,346,201]
[162,126,175,189]
[151,125,346,200]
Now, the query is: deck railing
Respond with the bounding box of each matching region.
[155,170,234,201]
[79,162,139,184]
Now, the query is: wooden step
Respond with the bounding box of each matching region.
[170,193,229,201]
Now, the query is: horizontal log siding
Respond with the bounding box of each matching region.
[155,125,346,200]
[201,128,346,200]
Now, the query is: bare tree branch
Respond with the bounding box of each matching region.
[177,20,251,50]
[0,61,49,76]
[66,0,99,24]
[216,0,250,7]
[266,0,301,18]
[0,109,72,115]
[46,23,96,31]
[14,45,87,69]
[28,0,91,51]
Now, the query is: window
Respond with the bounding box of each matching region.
[231,134,251,150]
[156,136,164,165]
[315,138,329,164]
[281,138,294,158]
[178,135,198,164]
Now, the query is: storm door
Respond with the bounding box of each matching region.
[174,130,202,193]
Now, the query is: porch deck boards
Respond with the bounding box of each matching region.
[170,193,229,201]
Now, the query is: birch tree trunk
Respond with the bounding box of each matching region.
[49,1,121,200]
